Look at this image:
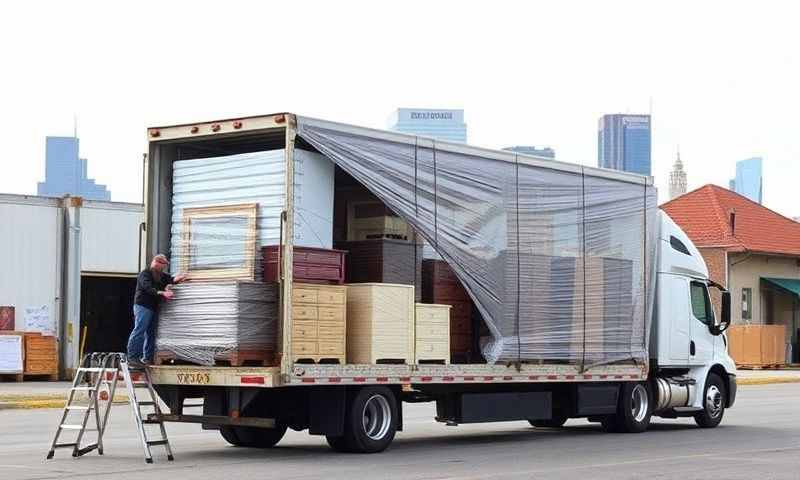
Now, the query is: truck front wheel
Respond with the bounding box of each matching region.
[602,382,652,433]
[327,386,398,453]
[220,423,287,448]
[694,373,725,428]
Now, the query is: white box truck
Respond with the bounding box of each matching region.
[143,113,736,453]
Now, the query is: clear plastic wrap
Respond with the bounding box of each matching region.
[297,120,657,368]
[156,281,279,366]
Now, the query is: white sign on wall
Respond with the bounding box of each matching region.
[0,336,23,373]
[24,305,54,336]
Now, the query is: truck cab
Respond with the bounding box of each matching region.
[652,210,736,425]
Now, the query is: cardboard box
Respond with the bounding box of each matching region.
[727,324,786,367]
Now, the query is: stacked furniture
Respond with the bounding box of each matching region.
[346,283,415,364]
[422,260,474,363]
[156,281,279,366]
[262,245,347,284]
[414,304,451,364]
[334,239,422,301]
[0,331,58,381]
[23,333,59,380]
[291,283,347,364]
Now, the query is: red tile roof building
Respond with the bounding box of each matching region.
[661,184,800,256]
[661,184,800,364]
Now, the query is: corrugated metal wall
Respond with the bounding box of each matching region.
[80,201,143,274]
[0,196,61,335]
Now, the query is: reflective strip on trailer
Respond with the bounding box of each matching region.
[286,372,645,385]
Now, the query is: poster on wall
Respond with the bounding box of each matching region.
[0,307,14,330]
[0,335,23,373]
[24,305,54,336]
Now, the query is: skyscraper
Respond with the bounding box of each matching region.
[37,136,111,201]
[503,145,556,159]
[388,108,467,143]
[668,149,687,199]
[597,114,652,175]
[728,157,763,204]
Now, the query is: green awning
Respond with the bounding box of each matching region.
[762,277,800,297]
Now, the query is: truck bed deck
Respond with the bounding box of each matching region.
[148,362,646,388]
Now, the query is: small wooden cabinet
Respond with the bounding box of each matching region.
[24,333,58,379]
[414,304,451,364]
[291,283,347,363]
[346,283,415,364]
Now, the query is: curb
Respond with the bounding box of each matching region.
[0,394,129,411]
[737,377,800,386]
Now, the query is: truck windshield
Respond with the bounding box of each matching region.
[690,281,714,325]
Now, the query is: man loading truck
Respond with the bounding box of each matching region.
[127,254,188,367]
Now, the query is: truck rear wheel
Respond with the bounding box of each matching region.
[694,373,725,428]
[220,423,287,448]
[602,382,652,433]
[330,386,397,453]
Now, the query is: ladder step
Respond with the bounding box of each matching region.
[60,425,96,430]
[71,386,96,392]
[66,405,91,411]
[53,442,79,449]
[146,440,169,446]
[132,382,150,388]
[142,419,163,424]
[77,368,107,372]
[137,401,156,406]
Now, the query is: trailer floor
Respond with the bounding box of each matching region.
[2,383,799,480]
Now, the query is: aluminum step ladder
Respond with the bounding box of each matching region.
[46,353,174,464]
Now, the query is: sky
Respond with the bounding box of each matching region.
[1,1,798,217]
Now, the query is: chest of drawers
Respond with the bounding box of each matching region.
[414,303,451,364]
[291,283,347,363]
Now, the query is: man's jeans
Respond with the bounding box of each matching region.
[128,305,157,362]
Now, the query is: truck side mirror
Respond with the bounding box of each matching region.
[718,291,731,334]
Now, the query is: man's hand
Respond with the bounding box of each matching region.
[161,290,176,300]
[174,273,189,284]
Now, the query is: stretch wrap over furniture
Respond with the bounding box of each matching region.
[296,118,658,367]
[157,281,278,366]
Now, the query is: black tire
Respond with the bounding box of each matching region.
[694,373,725,428]
[602,382,652,434]
[529,414,568,428]
[325,434,351,452]
[220,423,288,448]
[340,386,398,453]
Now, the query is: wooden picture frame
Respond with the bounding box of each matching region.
[180,203,258,281]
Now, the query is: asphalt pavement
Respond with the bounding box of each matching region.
[1,383,798,480]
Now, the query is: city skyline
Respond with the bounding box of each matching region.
[729,157,763,204]
[37,136,111,201]
[597,114,652,176]
[388,108,467,143]
[0,2,797,218]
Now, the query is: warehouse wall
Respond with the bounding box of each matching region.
[80,200,144,274]
[0,195,62,336]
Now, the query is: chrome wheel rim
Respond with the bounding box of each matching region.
[631,384,649,423]
[706,385,723,418]
[362,394,391,440]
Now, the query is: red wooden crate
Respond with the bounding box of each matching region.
[262,245,347,284]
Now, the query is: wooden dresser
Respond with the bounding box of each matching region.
[291,283,347,364]
[346,283,415,364]
[422,259,474,362]
[414,304,451,364]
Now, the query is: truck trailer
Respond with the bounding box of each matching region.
[142,113,736,453]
